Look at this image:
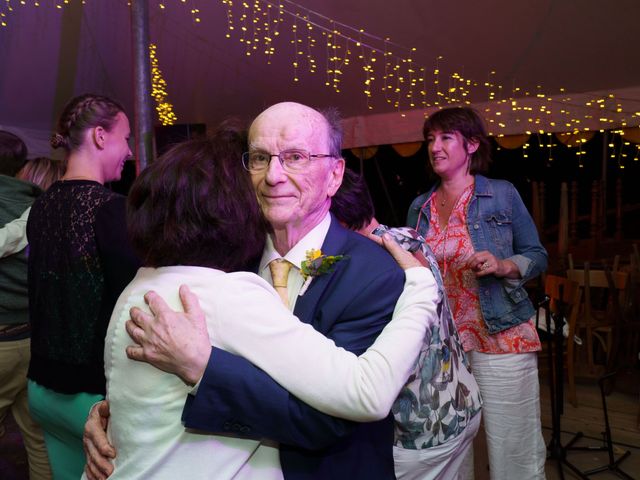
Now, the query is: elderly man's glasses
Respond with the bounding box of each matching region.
[242,149,334,173]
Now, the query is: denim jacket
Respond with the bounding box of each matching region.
[406,175,548,334]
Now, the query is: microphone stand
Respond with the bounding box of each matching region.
[571,372,633,479]
[539,293,588,479]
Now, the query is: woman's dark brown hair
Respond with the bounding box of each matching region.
[423,106,492,174]
[127,127,267,271]
[330,168,375,230]
[0,130,28,176]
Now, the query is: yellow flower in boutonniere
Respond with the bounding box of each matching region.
[309,249,323,261]
[299,248,346,295]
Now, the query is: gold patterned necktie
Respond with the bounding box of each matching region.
[269,259,292,308]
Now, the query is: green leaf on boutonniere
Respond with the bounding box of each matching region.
[300,248,346,281]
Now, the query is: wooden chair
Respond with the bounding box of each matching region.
[629,245,640,430]
[626,247,640,363]
[567,262,628,376]
[539,275,581,407]
[620,251,640,365]
[567,253,620,272]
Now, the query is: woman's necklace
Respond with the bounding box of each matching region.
[438,188,462,208]
[438,178,474,208]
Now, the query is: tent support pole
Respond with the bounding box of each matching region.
[131,0,155,173]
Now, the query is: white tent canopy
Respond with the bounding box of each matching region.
[1,0,639,155]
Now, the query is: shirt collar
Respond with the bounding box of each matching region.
[259,212,332,275]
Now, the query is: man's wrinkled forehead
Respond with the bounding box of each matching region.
[248,102,329,147]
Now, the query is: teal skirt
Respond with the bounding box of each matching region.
[28,380,104,480]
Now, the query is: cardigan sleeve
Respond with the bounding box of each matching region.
[207,267,437,422]
[95,195,141,309]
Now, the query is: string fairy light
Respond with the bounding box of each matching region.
[433,55,443,106]
[149,43,178,125]
[546,132,554,163]
[221,0,234,39]
[291,14,300,82]
[261,1,275,63]
[1,0,639,136]
[305,18,317,73]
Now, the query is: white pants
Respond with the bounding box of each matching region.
[468,351,546,480]
[394,412,481,480]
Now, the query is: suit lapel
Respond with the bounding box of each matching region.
[293,215,350,327]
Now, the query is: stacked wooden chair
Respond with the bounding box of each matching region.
[539,274,582,407]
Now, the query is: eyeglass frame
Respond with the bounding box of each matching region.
[241,149,334,173]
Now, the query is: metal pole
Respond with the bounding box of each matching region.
[601,131,608,237]
[131,0,155,173]
[51,2,82,159]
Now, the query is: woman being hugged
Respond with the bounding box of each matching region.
[26,94,139,479]
[407,107,547,479]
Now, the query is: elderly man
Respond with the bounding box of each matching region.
[84,102,405,479]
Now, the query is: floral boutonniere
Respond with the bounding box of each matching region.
[299,248,346,296]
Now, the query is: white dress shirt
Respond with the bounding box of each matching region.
[258,212,331,309]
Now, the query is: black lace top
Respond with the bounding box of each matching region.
[27,180,139,395]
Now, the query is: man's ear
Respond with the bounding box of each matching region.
[93,126,106,150]
[327,157,345,197]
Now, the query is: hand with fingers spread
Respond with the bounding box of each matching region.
[126,284,212,386]
[467,250,520,279]
[83,400,115,480]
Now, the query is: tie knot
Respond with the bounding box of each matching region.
[269,259,292,288]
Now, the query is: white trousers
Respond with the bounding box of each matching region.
[468,351,546,480]
[394,412,481,480]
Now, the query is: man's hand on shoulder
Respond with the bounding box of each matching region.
[126,284,212,385]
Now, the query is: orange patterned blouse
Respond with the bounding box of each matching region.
[424,185,541,354]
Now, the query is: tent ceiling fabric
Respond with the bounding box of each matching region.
[1,0,639,153]
[494,135,531,150]
[391,143,422,157]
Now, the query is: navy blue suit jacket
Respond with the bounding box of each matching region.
[182,217,404,479]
